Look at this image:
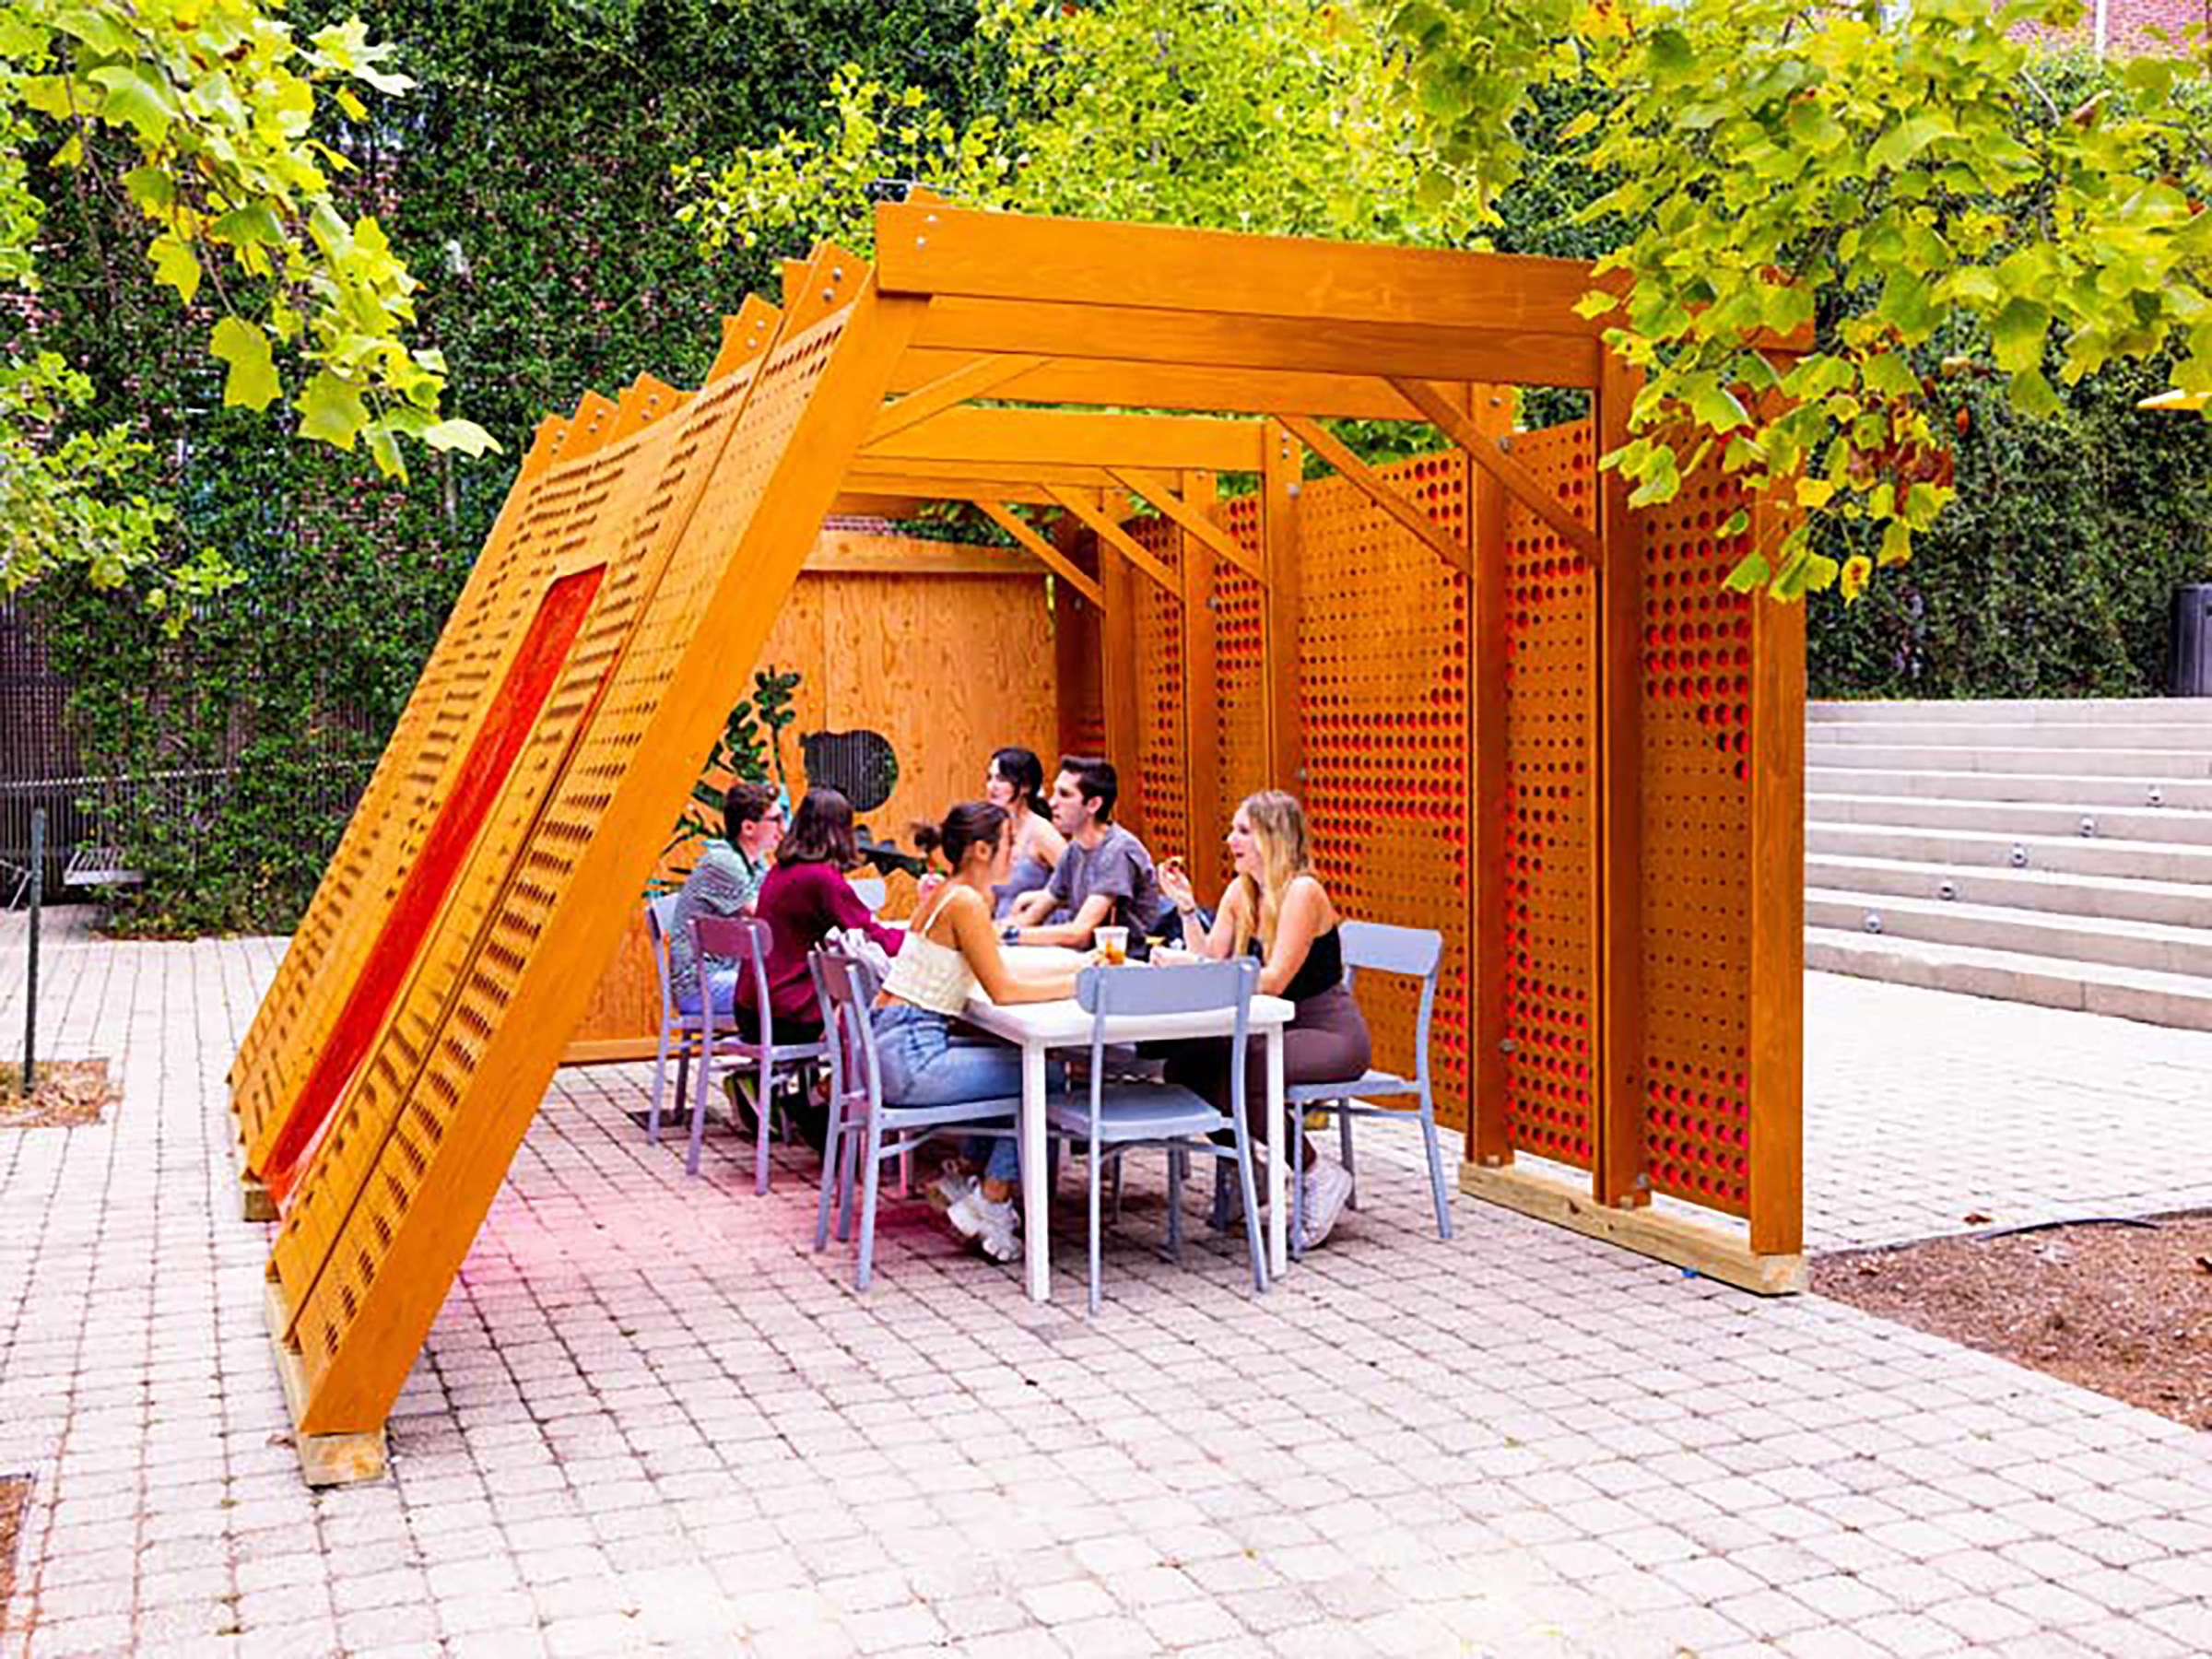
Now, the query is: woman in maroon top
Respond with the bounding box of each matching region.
[743,786,905,1044]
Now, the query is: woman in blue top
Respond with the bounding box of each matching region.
[984,746,1065,918]
[1157,791,1369,1249]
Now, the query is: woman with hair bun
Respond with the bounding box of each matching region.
[983,746,1065,918]
[1157,790,1370,1249]
[875,800,1079,1265]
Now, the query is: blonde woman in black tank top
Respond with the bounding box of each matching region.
[1157,791,1369,1249]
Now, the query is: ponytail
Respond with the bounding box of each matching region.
[912,801,1009,871]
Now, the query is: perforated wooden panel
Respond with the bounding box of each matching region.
[275,293,894,1430]
[1127,514,1189,860]
[1294,453,1472,1131]
[232,455,584,1164]
[1209,493,1268,892]
[1498,421,1598,1168]
[1635,470,1759,1215]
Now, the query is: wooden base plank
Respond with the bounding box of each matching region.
[263,1276,387,1487]
[229,1134,277,1222]
[559,1036,660,1066]
[1462,1161,1806,1296]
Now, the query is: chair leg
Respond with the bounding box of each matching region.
[1166,1147,1184,1264]
[649,1027,671,1146]
[814,1090,846,1253]
[1109,1156,1124,1227]
[856,1112,888,1291]
[753,1054,774,1196]
[684,1041,712,1178]
[1419,1089,1453,1241]
[1088,1137,1103,1316]
[1339,1102,1359,1211]
[836,1110,861,1243]
[1235,1130,1268,1295]
[1289,1100,1306,1263]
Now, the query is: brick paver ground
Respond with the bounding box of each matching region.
[4,912,2211,1656]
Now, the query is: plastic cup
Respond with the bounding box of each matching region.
[1096,925,1129,966]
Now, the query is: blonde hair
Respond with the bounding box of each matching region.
[1230,791,1312,958]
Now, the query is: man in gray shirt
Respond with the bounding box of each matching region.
[667,779,783,1010]
[1005,756,1162,952]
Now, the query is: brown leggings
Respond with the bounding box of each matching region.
[1160,983,1371,1164]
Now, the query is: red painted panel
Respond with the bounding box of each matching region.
[262,565,606,1206]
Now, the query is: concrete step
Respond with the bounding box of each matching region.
[1809,789,2212,844]
[1806,822,2212,883]
[1806,928,2212,1031]
[1811,697,2212,725]
[1806,743,2212,779]
[1806,853,2211,929]
[1812,719,2212,751]
[1806,769,2212,811]
[1806,888,2212,978]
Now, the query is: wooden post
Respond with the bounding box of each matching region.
[1465,393,1512,1168]
[1053,517,1104,763]
[1179,470,1222,859]
[1260,419,1304,793]
[1096,511,1147,841]
[1748,496,1806,1256]
[1594,354,1649,1211]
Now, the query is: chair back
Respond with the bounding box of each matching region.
[1076,959,1256,1121]
[645,894,683,1020]
[810,946,885,1109]
[1337,920,1443,1085]
[849,875,888,914]
[691,912,775,1044]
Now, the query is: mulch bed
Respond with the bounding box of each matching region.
[0,1060,119,1130]
[0,1477,29,1632]
[1815,1211,2212,1430]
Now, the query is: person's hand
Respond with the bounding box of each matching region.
[1149,943,1198,968]
[1159,856,1195,911]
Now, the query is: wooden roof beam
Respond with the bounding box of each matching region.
[1277,416,1469,578]
[976,501,1107,608]
[1046,484,1179,597]
[1391,377,1601,563]
[867,352,1052,444]
[886,354,1430,420]
[1109,465,1264,585]
[864,407,1267,474]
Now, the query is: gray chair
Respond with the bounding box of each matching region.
[642,895,708,1150]
[849,875,888,913]
[1050,960,1268,1314]
[691,914,830,1190]
[809,947,1019,1290]
[1288,920,1453,1256]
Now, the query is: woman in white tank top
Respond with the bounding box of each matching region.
[875,802,1080,1264]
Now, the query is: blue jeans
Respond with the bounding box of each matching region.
[677,968,737,1017]
[872,1005,1055,1184]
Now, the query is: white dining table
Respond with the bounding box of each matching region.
[962,960,1297,1303]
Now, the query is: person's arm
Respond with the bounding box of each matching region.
[1253,877,1327,997]
[1031,818,1067,870]
[944,889,1079,1004]
[1018,890,1114,949]
[822,866,905,956]
[1006,886,1057,927]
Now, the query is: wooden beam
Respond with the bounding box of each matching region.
[851,456,1125,490]
[1109,466,1265,586]
[1098,534,1146,841]
[866,407,1267,473]
[1462,1162,1805,1295]
[977,501,1106,609]
[1277,416,1469,578]
[877,201,1606,339]
[841,473,1067,506]
[1260,420,1304,793]
[706,296,782,382]
[1467,395,1512,1172]
[887,352,1430,420]
[1594,352,1648,1212]
[865,353,1050,444]
[1046,485,1179,597]
[914,298,1604,391]
[827,492,933,519]
[1748,492,1806,1258]
[1389,377,1603,564]
[805,533,1045,582]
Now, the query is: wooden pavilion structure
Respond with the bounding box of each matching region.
[227,200,1806,1483]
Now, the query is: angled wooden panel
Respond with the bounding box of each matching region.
[1209,492,1269,894]
[270,268,914,1433]
[1494,421,1599,1170]
[1295,452,1474,1133]
[1127,512,1190,864]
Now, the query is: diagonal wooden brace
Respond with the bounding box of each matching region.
[1046,485,1180,597]
[865,353,1052,445]
[978,500,1106,609]
[1277,416,1469,578]
[1390,377,1602,562]
[1109,465,1266,586]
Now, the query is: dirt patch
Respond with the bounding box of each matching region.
[0,1060,119,1130]
[1816,1213,2212,1430]
[0,1476,29,1632]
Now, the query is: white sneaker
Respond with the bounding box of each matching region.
[1300,1159,1355,1250]
[950,1189,1022,1262]
[927,1163,977,1217]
